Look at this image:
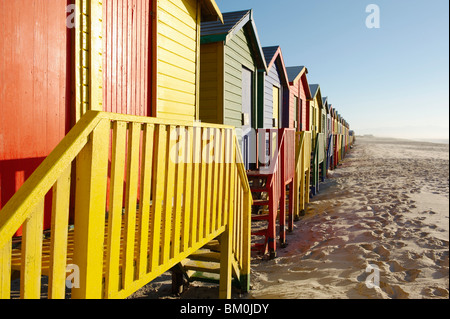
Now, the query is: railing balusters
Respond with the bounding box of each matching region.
[122,122,141,288]
[0,111,253,300]
[198,128,207,242]
[223,129,232,228]
[72,119,109,299]
[219,132,236,300]
[181,127,193,252]
[204,128,213,236]
[212,128,221,232]
[0,240,11,299]
[136,123,154,278]
[48,166,71,299]
[216,128,225,229]
[20,199,44,299]
[149,124,166,271]
[190,126,201,247]
[105,121,127,297]
[172,126,185,258]
[162,125,176,264]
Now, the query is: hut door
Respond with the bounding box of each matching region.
[272,86,280,128]
[241,67,253,170]
[103,0,153,116]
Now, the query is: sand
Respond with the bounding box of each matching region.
[131,136,449,300]
[247,136,449,299]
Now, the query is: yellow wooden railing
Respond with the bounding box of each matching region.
[293,132,312,219]
[0,111,251,299]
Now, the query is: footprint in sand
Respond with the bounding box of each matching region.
[373,245,391,261]
[380,282,410,299]
[306,249,327,260]
[422,286,449,298]
[389,260,406,272]
[404,269,421,282]
[359,243,374,251]
[394,241,408,249]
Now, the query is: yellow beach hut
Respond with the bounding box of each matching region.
[0,0,252,300]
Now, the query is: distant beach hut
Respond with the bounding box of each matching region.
[322,97,332,175]
[199,9,267,169]
[327,104,335,171]
[285,66,312,132]
[308,84,323,143]
[308,84,326,195]
[322,97,329,137]
[259,46,290,130]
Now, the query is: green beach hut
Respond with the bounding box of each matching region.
[199,9,267,170]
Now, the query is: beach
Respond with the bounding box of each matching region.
[131,136,449,299]
[247,136,449,299]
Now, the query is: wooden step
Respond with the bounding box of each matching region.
[203,240,220,252]
[251,214,270,221]
[251,243,266,251]
[250,187,269,193]
[184,263,221,274]
[246,170,269,177]
[187,251,220,263]
[251,229,267,237]
[252,200,269,206]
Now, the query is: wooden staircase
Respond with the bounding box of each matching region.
[174,238,250,294]
[246,129,295,259]
[311,133,326,196]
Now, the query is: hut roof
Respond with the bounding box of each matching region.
[322,96,329,113]
[286,66,305,83]
[201,10,267,71]
[262,46,290,87]
[310,84,320,98]
[286,66,312,99]
[202,0,224,23]
[309,84,324,109]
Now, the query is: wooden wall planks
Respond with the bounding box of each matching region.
[0,0,72,235]
[103,0,152,116]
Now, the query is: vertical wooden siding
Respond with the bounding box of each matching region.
[272,86,280,127]
[299,78,308,131]
[156,0,199,121]
[286,79,299,130]
[223,28,257,141]
[263,62,282,129]
[75,0,103,119]
[311,98,318,138]
[103,0,152,116]
[199,42,223,124]
[0,0,71,235]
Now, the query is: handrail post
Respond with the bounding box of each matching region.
[0,240,11,298]
[219,130,235,299]
[240,189,251,293]
[72,119,109,299]
[20,200,44,299]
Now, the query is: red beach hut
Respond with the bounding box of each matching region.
[285,66,312,132]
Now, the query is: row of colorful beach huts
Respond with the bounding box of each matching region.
[0,0,353,299]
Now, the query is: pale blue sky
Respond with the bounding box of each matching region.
[215,0,449,140]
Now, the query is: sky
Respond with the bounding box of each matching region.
[215,0,449,140]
